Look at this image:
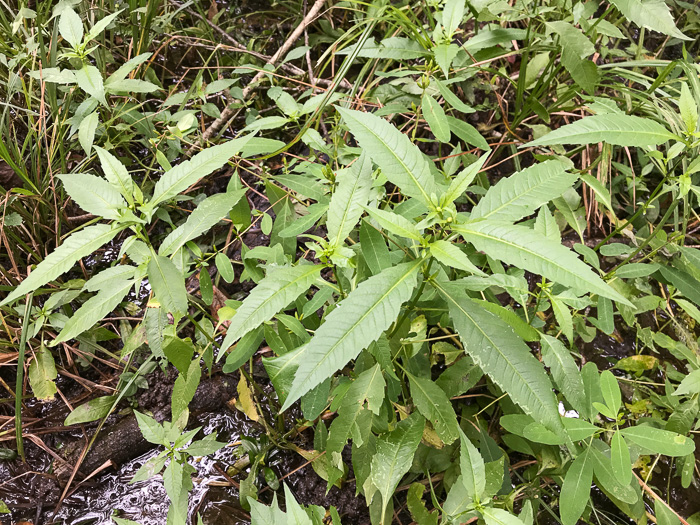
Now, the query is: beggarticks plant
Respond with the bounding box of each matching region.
[2,0,700,523]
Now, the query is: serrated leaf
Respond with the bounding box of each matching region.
[219,264,321,355]
[327,152,373,250]
[407,372,460,444]
[471,159,576,222]
[283,259,423,410]
[620,425,695,456]
[78,110,98,155]
[58,173,126,220]
[75,65,106,106]
[147,254,188,319]
[28,345,58,400]
[422,94,451,143]
[429,239,485,275]
[526,114,678,147]
[64,395,117,426]
[433,42,460,77]
[363,205,422,241]
[93,146,135,205]
[454,221,632,305]
[459,428,485,502]
[370,412,425,518]
[438,283,564,436]
[560,447,593,525]
[679,82,698,134]
[59,7,83,48]
[336,106,441,208]
[609,0,690,40]
[540,335,589,419]
[327,364,385,454]
[148,135,252,208]
[159,191,245,256]
[1,223,126,306]
[53,279,133,344]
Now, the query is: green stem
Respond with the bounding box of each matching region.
[15,292,33,462]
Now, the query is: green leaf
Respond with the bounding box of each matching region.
[93,146,135,205]
[438,283,564,435]
[560,447,594,525]
[454,221,632,305]
[336,106,441,208]
[446,116,490,151]
[218,263,321,356]
[58,7,83,48]
[608,0,690,40]
[471,159,576,222]
[429,239,485,275]
[58,173,126,220]
[172,359,202,422]
[422,94,451,143]
[589,446,638,505]
[434,79,475,114]
[620,425,695,457]
[1,223,126,307]
[407,372,460,444]
[655,499,681,525]
[581,174,613,212]
[64,395,117,426]
[548,21,595,58]
[327,364,386,455]
[433,43,460,77]
[459,428,486,502]
[600,370,622,417]
[360,220,392,275]
[85,9,122,41]
[148,135,252,208]
[540,335,589,419]
[215,252,235,283]
[441,0,465,36]
[611,432,632,485]
[407,483,439,525]
[526,114,678,147]
[482,508,527,525]
[78,110,99,155]
[283,259,423,410]
[444,153,490,206]
[597,296,614,335]
[52,279,133,344]
[370,413,425,518]
[326,153,372,250]
[28,345,58,400]
[147,254,188,319]
[673,368,700,397]
[680,82,698,134]
[75,65,107,106]
[159,191,245,256]
[363,205,422,241]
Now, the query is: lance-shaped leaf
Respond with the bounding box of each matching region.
[459,428,486,502]
[283,259,423,410]
[526,114,678,148]
[429,240,485,275]
[422,94,451,143]
[482,508,528,525]
[363,205,422,241]
[148,134,253,209]
[58,173,126,220]
[370,413,425,518]
[75,65,107,105]
[94,146,135,204]
[540,335,589,420]
[147,255,188,319]
[437,282,564,436]
[327,364,386,454]
[471,159,576,222]
[1,224,126,306]
[336,107,441,207]
[219,264,322,356]
[327,152,373,250]
[620,425,695,457]
[560,447,594,525]
[407,372,460,444]
[52,279,134,345]
[443,152,490,205]
[159,190,245,256]
[454,221,632,305]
